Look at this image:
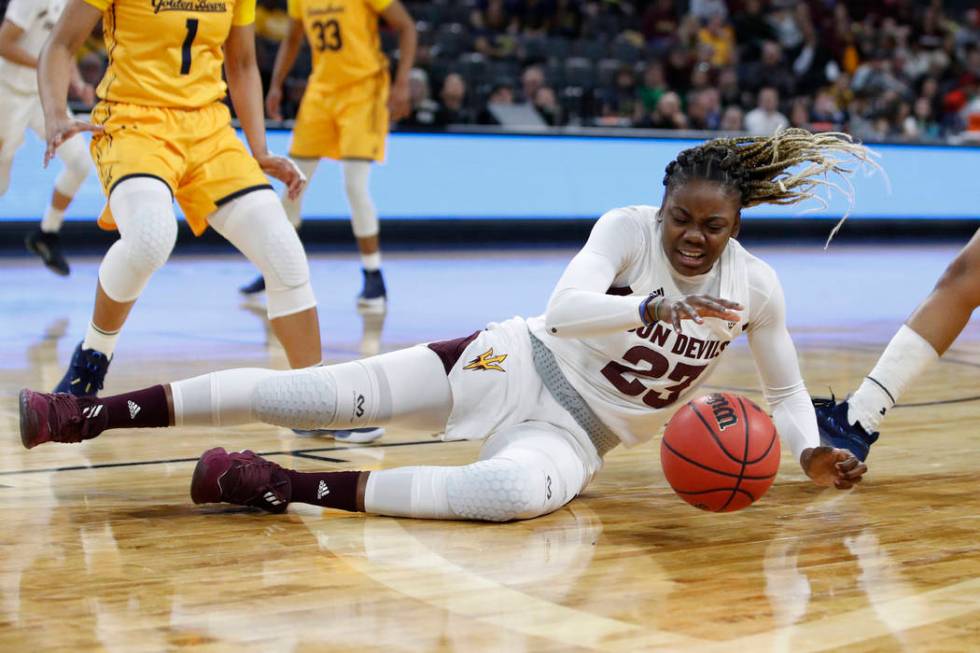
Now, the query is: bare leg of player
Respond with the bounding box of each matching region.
[816,229,980,457]
[343,159,387,312]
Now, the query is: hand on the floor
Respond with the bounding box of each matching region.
[649,294,743,333]
[801,446,867,489]
[44,117,103,166]
[258,154,306,200]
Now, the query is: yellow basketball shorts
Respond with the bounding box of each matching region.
[289,73,390,162]
[90,101,271,236]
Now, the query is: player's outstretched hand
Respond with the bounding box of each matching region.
[265,85,284,122]
[801,446,867,489]
[257,154,306,200]
[650,294,743,333]
[388,78,411,122]
[44,117,103,167]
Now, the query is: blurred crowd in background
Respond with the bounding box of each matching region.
[4,0,979,143]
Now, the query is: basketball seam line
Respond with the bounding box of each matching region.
[720,397,755,511]
[673,487,757,498]
[660,439,777,480]
[689,403,744,465]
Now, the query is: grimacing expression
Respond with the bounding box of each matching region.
[660,179,741,276]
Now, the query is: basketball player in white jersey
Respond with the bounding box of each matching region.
[813,227,980,461]
[0,0,93,275]
[21,130,870,521]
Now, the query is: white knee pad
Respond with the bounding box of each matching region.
[98,177,177,302]
[208,189,316,318]
[252,360,387,429]
[447,458,547,522]
[342,159,379,239]
[53,134,92,197]
[281,157,319,229]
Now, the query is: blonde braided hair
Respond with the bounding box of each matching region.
[663,128,883,244]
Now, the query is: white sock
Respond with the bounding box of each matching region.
[361,251,382,271]
[41,206,66,233]
[847,325,939,432]
[82,322,120,358]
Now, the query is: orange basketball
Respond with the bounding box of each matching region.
[660,393,780,512]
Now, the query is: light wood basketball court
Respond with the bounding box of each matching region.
[0,247,977,652]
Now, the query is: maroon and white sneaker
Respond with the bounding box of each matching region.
[19,389,107,449]
[190,447,292,514]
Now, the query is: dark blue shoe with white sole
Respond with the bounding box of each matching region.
[291,426,384,443]
[812,396,879,461]
[240,275,266,296]
[357,269,387,313]
[54,341,111,397]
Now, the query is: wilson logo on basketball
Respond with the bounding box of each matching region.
[705,393,738,430]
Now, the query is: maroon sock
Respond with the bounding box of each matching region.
[98,385,171,430]
[286,470,363,512]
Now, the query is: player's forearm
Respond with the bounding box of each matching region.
[392,22,417,88]
[270,23,303,90]
[769,389,820,463]
[0,43,38,68]
[227,64,269,157]
[546,288,648,338]
[38,40,74,122]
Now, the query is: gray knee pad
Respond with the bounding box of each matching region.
[447,459,547,522]
[252,368,338,430]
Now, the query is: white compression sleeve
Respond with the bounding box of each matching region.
[746,263,819,462]
[282,157,319,229]
[170,368,279,427]
[342,160,379,239]
[848,324,938,432]
[544,209,648,338]
[253,346,452,432]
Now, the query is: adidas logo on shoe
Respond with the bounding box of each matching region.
[128,400,141,419]
[317,480,330,500]
[264,491,283,507]
[81,404,104,419]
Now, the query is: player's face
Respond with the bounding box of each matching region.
[660,179,741,276]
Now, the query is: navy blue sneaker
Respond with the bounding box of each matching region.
[291,426,384,443]
[240,275,266,296]
[357,269,387,313]
[812,396,879,461]
[26,229,70,276]
[54,342,111,397]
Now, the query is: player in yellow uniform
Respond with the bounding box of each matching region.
[241,0,416,313]
[38,0,323,398]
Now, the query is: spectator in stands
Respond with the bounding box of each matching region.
[698,14,735,67]
[520,64,546,103]
[789,98,812,130]
[551,0,583,39]
[641,0,679,52]
[716,66,743,109]
[720,105,744,132]
[472,0,519,60]
[643,91,688,130]
[745,87,789,135]
[742,41,795,99]
[402,68,438,127]
[767,0,804,52]
[435,73,474,126]
[810,89,847,132]
[533,86,564,126]
[686,88,720,131]
[689,0,726,22]
[637,62,667,115]
[664,47,693,94]
[477,84,514,125]
[733,0,775,61]
[598,65,640,126]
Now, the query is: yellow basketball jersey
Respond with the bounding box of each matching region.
[83,0,256,108]
[287,0,391,91]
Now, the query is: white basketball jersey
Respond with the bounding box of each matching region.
[528,205,756,447]
[1,0,67,94]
